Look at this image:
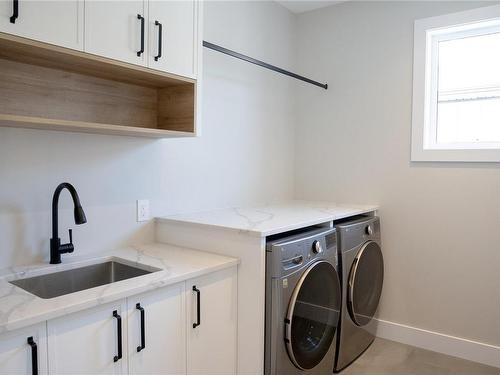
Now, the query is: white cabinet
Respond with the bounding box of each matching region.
[0,322,48,375]
[47,300,128,375]
[127,283,186,375]
[85,0,201,77]
[0,268,236,375]
[85,0,147,66]
[0,0,83,50]
[148,0,198,78]
[187,267,238,375]
[0,0,201,77]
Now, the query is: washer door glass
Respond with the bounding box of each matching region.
[348,241,384,326]
[286,261,341,370]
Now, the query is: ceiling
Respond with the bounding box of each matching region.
[277,0,345,14]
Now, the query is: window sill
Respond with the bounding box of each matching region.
[411,147,500,162]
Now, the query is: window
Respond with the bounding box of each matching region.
[411,5,500,162]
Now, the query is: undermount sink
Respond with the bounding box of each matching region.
[10,260,160,299]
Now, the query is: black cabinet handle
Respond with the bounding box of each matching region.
[27,336,38,375]
[113,310,122,362]
[10,0,18,24]
[137,14,145,57]
[192,286,201,328]
[154,21,162,61]
[136,303,146,352]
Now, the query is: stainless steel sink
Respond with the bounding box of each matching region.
[10,261,159,299]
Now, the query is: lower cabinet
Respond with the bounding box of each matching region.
[47,299,128,375]
[0,266,237,375]
[187,267,237,375]
[0,322,48,375]
[127,283,186,375]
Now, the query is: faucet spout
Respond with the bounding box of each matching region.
[50,182,87,264]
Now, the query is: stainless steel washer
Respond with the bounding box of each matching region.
[334,216,384,372]
[265,227,341,375]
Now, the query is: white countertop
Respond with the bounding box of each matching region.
[0,243,238,333]
[157,200,378,237]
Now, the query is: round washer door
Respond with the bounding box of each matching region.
[285,260,341,370]
[348,241,384,326]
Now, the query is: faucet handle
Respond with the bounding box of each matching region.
[69,229,73,244]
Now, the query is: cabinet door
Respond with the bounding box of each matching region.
[0,322,48,375]
[85,0,147,66]
[187,267,237,375]
[47,300,127,375]
[148,0,198,78]
[0,0,83,50]
[127,283,186,375]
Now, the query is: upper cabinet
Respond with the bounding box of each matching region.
[0,0,202,138]
[0,0,201,79]
[148,0,198,78]
[84,0,200,79]
[85,1,148,67]
[0,0,83,50]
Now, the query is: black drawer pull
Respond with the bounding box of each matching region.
[154,21,163,61]
[27,336,38,375]
[10,0,18,24]
[136,303,146,352]
[192,285,201,328]
[137,14,145,57]
[113,310,122,362]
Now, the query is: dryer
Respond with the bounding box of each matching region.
[334,216,384,372]
[265,227,341,375]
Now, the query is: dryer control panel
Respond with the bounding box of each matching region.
[266,227,337,278]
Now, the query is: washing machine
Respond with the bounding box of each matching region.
[265,227,341,375]
[334,216,384,372]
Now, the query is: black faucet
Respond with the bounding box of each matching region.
[50,182,87,264]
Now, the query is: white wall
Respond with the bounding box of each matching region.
[0,1,296,268]
[295,1,500,346]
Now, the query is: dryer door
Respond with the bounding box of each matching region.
[347,241,384,326]
[285,260,341,370]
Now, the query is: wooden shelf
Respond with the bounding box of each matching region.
[0,114,194,138]
[0,32,198,138]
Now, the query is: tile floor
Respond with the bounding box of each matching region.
[339,338,500,375]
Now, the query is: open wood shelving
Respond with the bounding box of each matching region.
[0,32,198,138]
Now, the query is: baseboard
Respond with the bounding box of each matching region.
[374,318,500,369]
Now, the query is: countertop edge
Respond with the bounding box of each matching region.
[155,216,265,237]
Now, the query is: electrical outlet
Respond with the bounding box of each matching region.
[137,200,150,222]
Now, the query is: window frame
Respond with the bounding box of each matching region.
[411,5,500,162]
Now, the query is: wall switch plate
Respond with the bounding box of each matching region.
[137,200,150,222]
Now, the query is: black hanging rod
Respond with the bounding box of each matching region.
[203,41,328,90]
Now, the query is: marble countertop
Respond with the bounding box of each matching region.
[157,200,378,237]
[0,243,238,333]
